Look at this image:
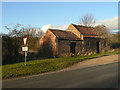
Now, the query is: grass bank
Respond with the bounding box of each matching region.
[2,49,118,79]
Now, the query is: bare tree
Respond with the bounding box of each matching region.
[5,24,25,37]
[94,25,111,38]
[25,27,44,37]
[79,14,96,27]
[5,24,44,37]
[94,25,114,44]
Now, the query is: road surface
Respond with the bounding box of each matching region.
[2,55,118,88]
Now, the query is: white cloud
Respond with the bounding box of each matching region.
[95,16,118,30]
[41,24,69,32]
[41,16,118,32]
[109,29,118,34]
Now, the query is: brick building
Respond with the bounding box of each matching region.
[40,24,109,56]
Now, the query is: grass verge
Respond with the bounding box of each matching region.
[2,49,118,79]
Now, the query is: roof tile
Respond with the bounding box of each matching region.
[49,29,82,40]
[73,24,99,36]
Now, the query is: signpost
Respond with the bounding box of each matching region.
[22,37,28,66]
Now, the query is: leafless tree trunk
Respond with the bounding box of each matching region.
[79,14,96,27]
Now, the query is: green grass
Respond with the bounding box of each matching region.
[2,49,118,79]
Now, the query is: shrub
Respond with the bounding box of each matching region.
[2,35,41,64]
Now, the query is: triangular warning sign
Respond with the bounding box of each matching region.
[23,37,27,46]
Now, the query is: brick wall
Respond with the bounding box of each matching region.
[57,40,83,56]
[57,38,109,56]
[57,40,70,56]
[75,41,83,55]
[66,24,83,40]
[40,30,57,56]
[83,38,99,55]
[83,38,110,55]
[100,39,110,53]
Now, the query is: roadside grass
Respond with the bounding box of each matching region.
[2,49,118,79]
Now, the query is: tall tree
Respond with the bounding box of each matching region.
[5,24,44,38]
[94,25,112,38]
[5,24,24,56]
[79,14,96,27]
[94,25,114,46]
[5,24,25,37]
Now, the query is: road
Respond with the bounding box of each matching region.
[2,55,118,88]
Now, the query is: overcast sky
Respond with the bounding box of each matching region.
[2,2,118,33]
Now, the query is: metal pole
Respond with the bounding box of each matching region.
[25,51,26,66]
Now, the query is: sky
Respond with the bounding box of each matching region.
[2,2,118,33]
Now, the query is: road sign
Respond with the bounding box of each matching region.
[23,37,28,66]
[23,37,27,46]
[22,46,28,51]
[22,46,28,66]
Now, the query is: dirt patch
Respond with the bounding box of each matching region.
[63,54,118,71]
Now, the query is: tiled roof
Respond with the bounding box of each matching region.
[49,29,82,41]
[83,35,103,38]
[73,24,99,36]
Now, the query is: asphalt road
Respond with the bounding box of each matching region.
[3,62,118,88]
